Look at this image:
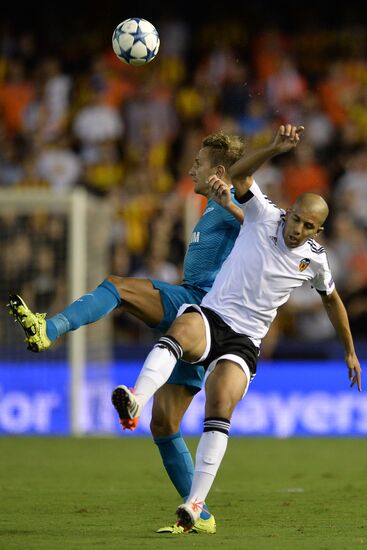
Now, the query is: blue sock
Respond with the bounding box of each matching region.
[154,431,211,520]
[46,280,121,341]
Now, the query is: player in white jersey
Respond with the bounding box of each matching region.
[111,124,362,531]
[201,180,335,346]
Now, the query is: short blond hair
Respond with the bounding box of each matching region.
[202,132,245,169]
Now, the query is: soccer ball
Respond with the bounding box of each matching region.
[112,18,160,67]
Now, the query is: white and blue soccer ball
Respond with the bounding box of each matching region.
[112,18,160,66]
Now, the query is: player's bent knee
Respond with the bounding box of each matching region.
[206,395,238,419]
[150,383,194,438]
[168,313,205,359]
[150,394,184,437]
[106,275,143,306]
[150,413,180,438]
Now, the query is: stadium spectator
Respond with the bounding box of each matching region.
[265,56,307,119]
[333,147,367,228]
[72,81,124,163]
[0,137,25,187]
[280,143,331,204]
[122,75,178,163]
[36,133,82,193]
[0,59,34,138]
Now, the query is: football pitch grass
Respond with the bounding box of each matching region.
[0,437,366,549]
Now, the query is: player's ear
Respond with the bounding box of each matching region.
[215,165,225,178]
[316,226,324,235]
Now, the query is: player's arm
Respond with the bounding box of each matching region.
[222,200,244,224]
[208,176,248,224]
[321,289,362,391]
[228,124,305,197]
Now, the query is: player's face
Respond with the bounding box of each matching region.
[189,147,217,195]
[284,205,323,248]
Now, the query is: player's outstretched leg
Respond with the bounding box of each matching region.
[112,336,184,431]
[111,385,141,430]
[7,294,51,352]
[8,280,121,352]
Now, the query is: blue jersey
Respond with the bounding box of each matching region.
[182,189,241,292]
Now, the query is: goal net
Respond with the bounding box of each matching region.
[0,188,113,434]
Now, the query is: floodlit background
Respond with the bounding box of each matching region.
[0,1,367,435]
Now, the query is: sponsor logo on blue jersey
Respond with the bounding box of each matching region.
[203,206,215,216]
[190,231,200,244]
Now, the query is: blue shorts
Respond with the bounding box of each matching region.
[149,279,207,394]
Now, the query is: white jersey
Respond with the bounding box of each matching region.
[201,182,335,346]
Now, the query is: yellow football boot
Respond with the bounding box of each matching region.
[157,514,216,534]
[8,294,51,353]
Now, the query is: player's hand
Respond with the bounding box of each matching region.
[346,352,362,391]
[271,124,304,154]
[207,175,232,208]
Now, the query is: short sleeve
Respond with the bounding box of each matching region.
[236,181,280,222]
[312,255,335,295]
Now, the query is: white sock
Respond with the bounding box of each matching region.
[186,429,229,505]
[134,345,178,408]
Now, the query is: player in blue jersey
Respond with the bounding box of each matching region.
[8,132,248,534]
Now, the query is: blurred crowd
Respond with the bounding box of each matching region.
[1,14,367,358]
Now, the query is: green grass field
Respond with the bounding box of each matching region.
[0,437,366,549]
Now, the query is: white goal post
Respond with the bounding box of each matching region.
[0,188,113,435]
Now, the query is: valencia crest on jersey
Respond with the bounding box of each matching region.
[299,258,311,272]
